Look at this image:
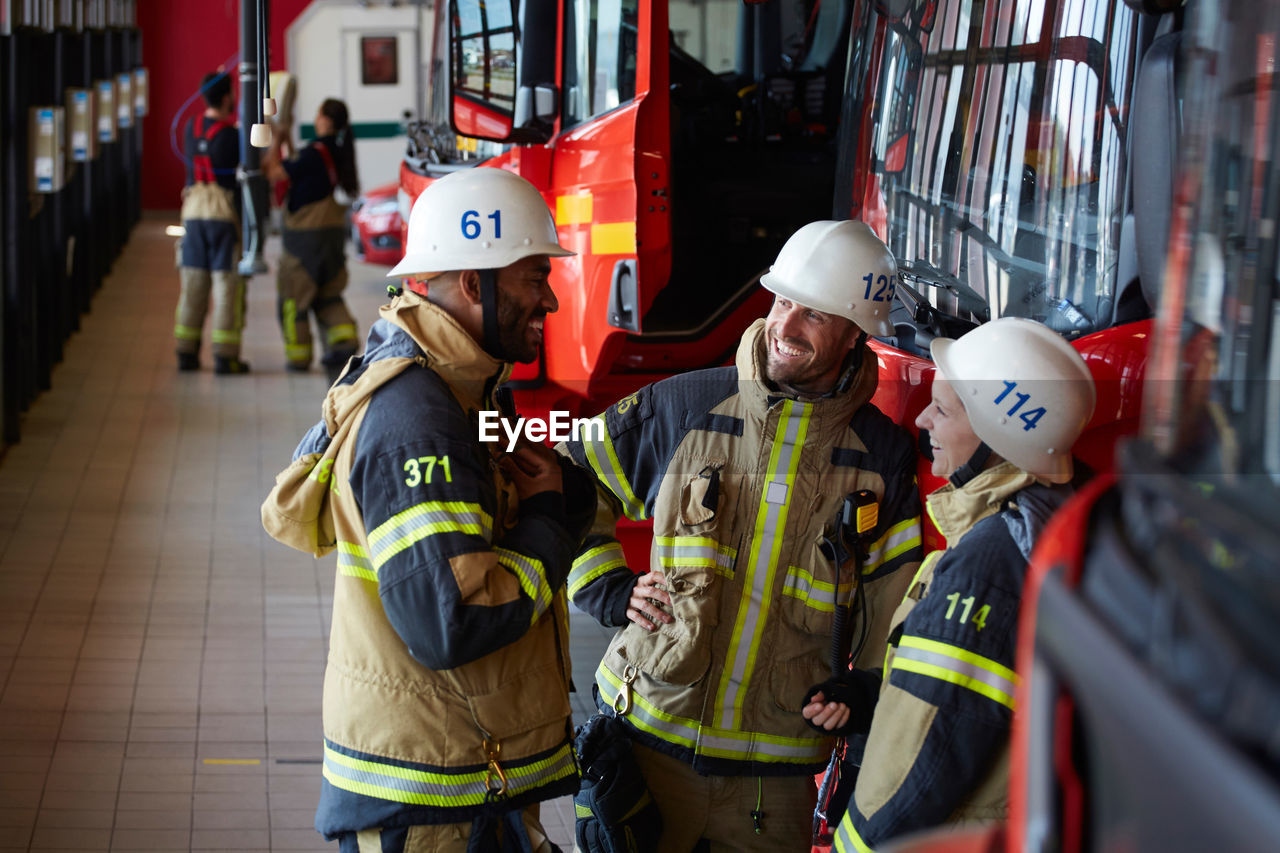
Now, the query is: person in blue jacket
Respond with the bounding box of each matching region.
[265,98,360,383]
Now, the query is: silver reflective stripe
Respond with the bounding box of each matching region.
[783,565,848,612]
[322,742,576,807]
[581,419,647,520]
[715,400,812,731]
[568,542,628,598]
[864,516,923,573]
[337,541,376,582]
[596,664,828,763]
[368,501,493,569]
[495,547,552,621]
[654,536,736,576]
[893,637,1018,709]
[833,811,875,853]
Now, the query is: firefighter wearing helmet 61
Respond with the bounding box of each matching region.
[262,166,600,850]
[389,167,572,365]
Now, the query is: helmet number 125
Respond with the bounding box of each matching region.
[862,272,896,303]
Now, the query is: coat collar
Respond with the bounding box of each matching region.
[925,460,1039,546]
[734,318,878,436]
[379,290,512,410]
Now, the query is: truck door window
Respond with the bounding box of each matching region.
[563,0,639,129]
[453,0,517,113]
[856,0,1143,336]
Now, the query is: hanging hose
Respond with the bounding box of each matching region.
[256,0,265,125]
[260,0,271,111]
[167,53,240,172]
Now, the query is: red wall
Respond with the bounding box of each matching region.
[137,0,312,210]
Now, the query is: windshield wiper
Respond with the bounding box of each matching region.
[897,259,992,323]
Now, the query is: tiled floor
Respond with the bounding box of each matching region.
[0,214,614,851]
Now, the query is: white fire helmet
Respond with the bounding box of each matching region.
[759,220,897,336]
[388,167,573,278]
[931,317,1097,484]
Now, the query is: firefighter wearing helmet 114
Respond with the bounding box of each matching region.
[262,167,600,851]
[802,317,1097,851]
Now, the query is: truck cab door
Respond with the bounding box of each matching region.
[544,0,670,391]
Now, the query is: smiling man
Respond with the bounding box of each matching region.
[560,220,924,852]
[262,167,596,852]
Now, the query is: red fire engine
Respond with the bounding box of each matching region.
[401,0,1280,846]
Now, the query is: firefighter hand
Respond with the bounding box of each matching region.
[500,443,563,499]
[626,571,673,631]
[801,671,880,736]
[802,691,852,733]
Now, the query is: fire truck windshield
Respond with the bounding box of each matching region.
[1148,0,1280,499]
[849,0,1144,338]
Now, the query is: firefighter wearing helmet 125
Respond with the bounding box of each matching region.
[558,220,924,852]
[807,317,1097,852]
[262,167,599,850]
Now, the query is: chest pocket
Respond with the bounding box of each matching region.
[616,463,734,686]
[779,495,857,636]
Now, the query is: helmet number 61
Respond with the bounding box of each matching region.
[461,209,502,240]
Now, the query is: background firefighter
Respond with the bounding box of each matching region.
[264,97,361,383]
[174,70,250,375]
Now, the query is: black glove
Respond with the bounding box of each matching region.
[573,714,663,853]
[802,668,882,737]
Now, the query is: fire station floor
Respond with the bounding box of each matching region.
[0,213,613,852]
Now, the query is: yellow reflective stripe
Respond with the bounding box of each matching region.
[282,298,299,345]
[590,222,635,255]
[568,542,628,598]
[715,400,811,731]
[596,665,829,763]
[233,276,245,330]
[575,802,594,818]
[654,536,736,577]
[210,329,241,344]
[833,810,876,853]
[893,635,1018,709]
[367,501,493,570]
[286,344,311,360]
[337,541,376,582]
[174,324,202,340]
[598,664,697,746]
[556,193,593,225]
[326,323,357,346]
[882,551,944,681]
[495,546,552,622]
[322,742,575,807]
[863,516,922,573]
[782,565,851,613]
[581,417,646,520]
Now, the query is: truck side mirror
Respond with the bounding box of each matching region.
[449,0,558,145]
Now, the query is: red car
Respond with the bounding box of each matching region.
[350,181,404,266]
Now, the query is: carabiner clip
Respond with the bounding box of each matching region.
[483,738,508,798]
[613,664,639,716]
